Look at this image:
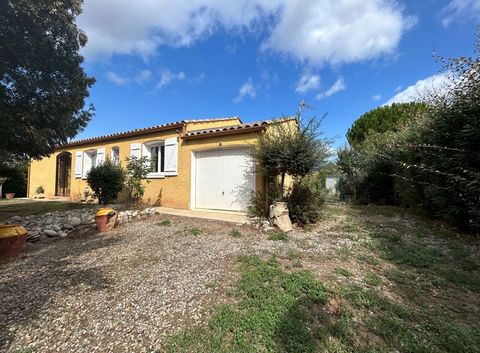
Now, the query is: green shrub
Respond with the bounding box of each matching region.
[286,181,324,225]
[124,156,151,205]
[86,159,125,204]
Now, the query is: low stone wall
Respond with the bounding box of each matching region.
[4,207,159,243]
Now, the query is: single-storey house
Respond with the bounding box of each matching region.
[28,116,296,212]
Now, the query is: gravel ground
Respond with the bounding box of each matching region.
[0,210,351,353]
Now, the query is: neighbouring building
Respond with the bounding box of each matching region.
[28,117,296,212]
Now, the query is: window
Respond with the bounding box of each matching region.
[143,141,165,178]
[81,148,105,179]
[111,146,120,165]
[150,145,165,173]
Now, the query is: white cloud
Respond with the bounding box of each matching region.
[316,77,346,99]
[295,73,321,93]
[441,0,480,27]
[372,94,382,101]
[105,71,130,85]
[234,79,256,103]
[134,69,152,84]
[384,73,451,105]
[157,70,186,89]
[79,0,414,66]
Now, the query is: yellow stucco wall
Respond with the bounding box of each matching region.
[185,118,241,131]
[28,122,265,209]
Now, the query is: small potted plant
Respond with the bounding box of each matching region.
[35,186,45,199]
[5,192,15,199]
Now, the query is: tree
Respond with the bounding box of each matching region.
[251,115,332,196]
[346,102,428,148]
[86,159,125,205]
[0,0,95,163]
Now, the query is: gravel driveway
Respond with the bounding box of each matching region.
[1,210,347,353]
[0,216,259,353]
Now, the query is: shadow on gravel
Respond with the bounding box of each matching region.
[0,235,120,352]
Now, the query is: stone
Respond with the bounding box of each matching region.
[44,217,53,225]
[59,232,68,238]
[53,225,62,232]
[70,217,81,226]
[132,211,139,217]
[11,215,22,221]
[63,223,73,229]
[269,202,293,232]
[44,229,57,237]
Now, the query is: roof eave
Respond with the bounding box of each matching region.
[56,122,185,149]
[182,125,266,140]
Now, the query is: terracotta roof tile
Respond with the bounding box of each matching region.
[183,117,297,138]
[58,117,240,148]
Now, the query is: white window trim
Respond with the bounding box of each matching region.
[143,141,166,179]
[82,149,97,179]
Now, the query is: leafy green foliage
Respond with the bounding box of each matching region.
[347,103,428,148]
[251,115,332,195]
[339,34,480,233]
[0,0,95,163]
[286,181,324,225]
[86,159,125,204]
[0,161,27,197]
[124,156,151,205]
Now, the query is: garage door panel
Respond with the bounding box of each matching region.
[195,148,254,211]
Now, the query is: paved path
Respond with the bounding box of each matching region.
[154,206,248,224]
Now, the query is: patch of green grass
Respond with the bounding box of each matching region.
[268,231,289,241]
[188,227,203,236]
[441,268,480,290]
[229,229,242,238]
[363,272,382,287]
[356,254,381,266]
[165,255,345,353]
[156,219,171,226]
[334,268,353,277]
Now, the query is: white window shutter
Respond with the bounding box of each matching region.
[142,144,152,170]
[97,147,105,165]
[130,143,141,159]
[74,151,83,178]
[82,152,92,179]
[164,137,178,176]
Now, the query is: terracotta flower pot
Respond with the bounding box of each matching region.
[0,224,27,258]
[95,208,118,233]
[5,193,15,199]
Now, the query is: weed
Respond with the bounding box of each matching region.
[188,227,202,236]
[363,272,382,286]
[268,231,289,241]
[156,219,171,226]
[334,268,353,277]
[229,229,242,238]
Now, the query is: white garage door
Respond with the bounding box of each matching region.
[194,148,255,211]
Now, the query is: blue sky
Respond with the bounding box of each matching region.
[76,0,479,148]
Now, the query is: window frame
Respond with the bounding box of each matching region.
[144,141,166,179]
